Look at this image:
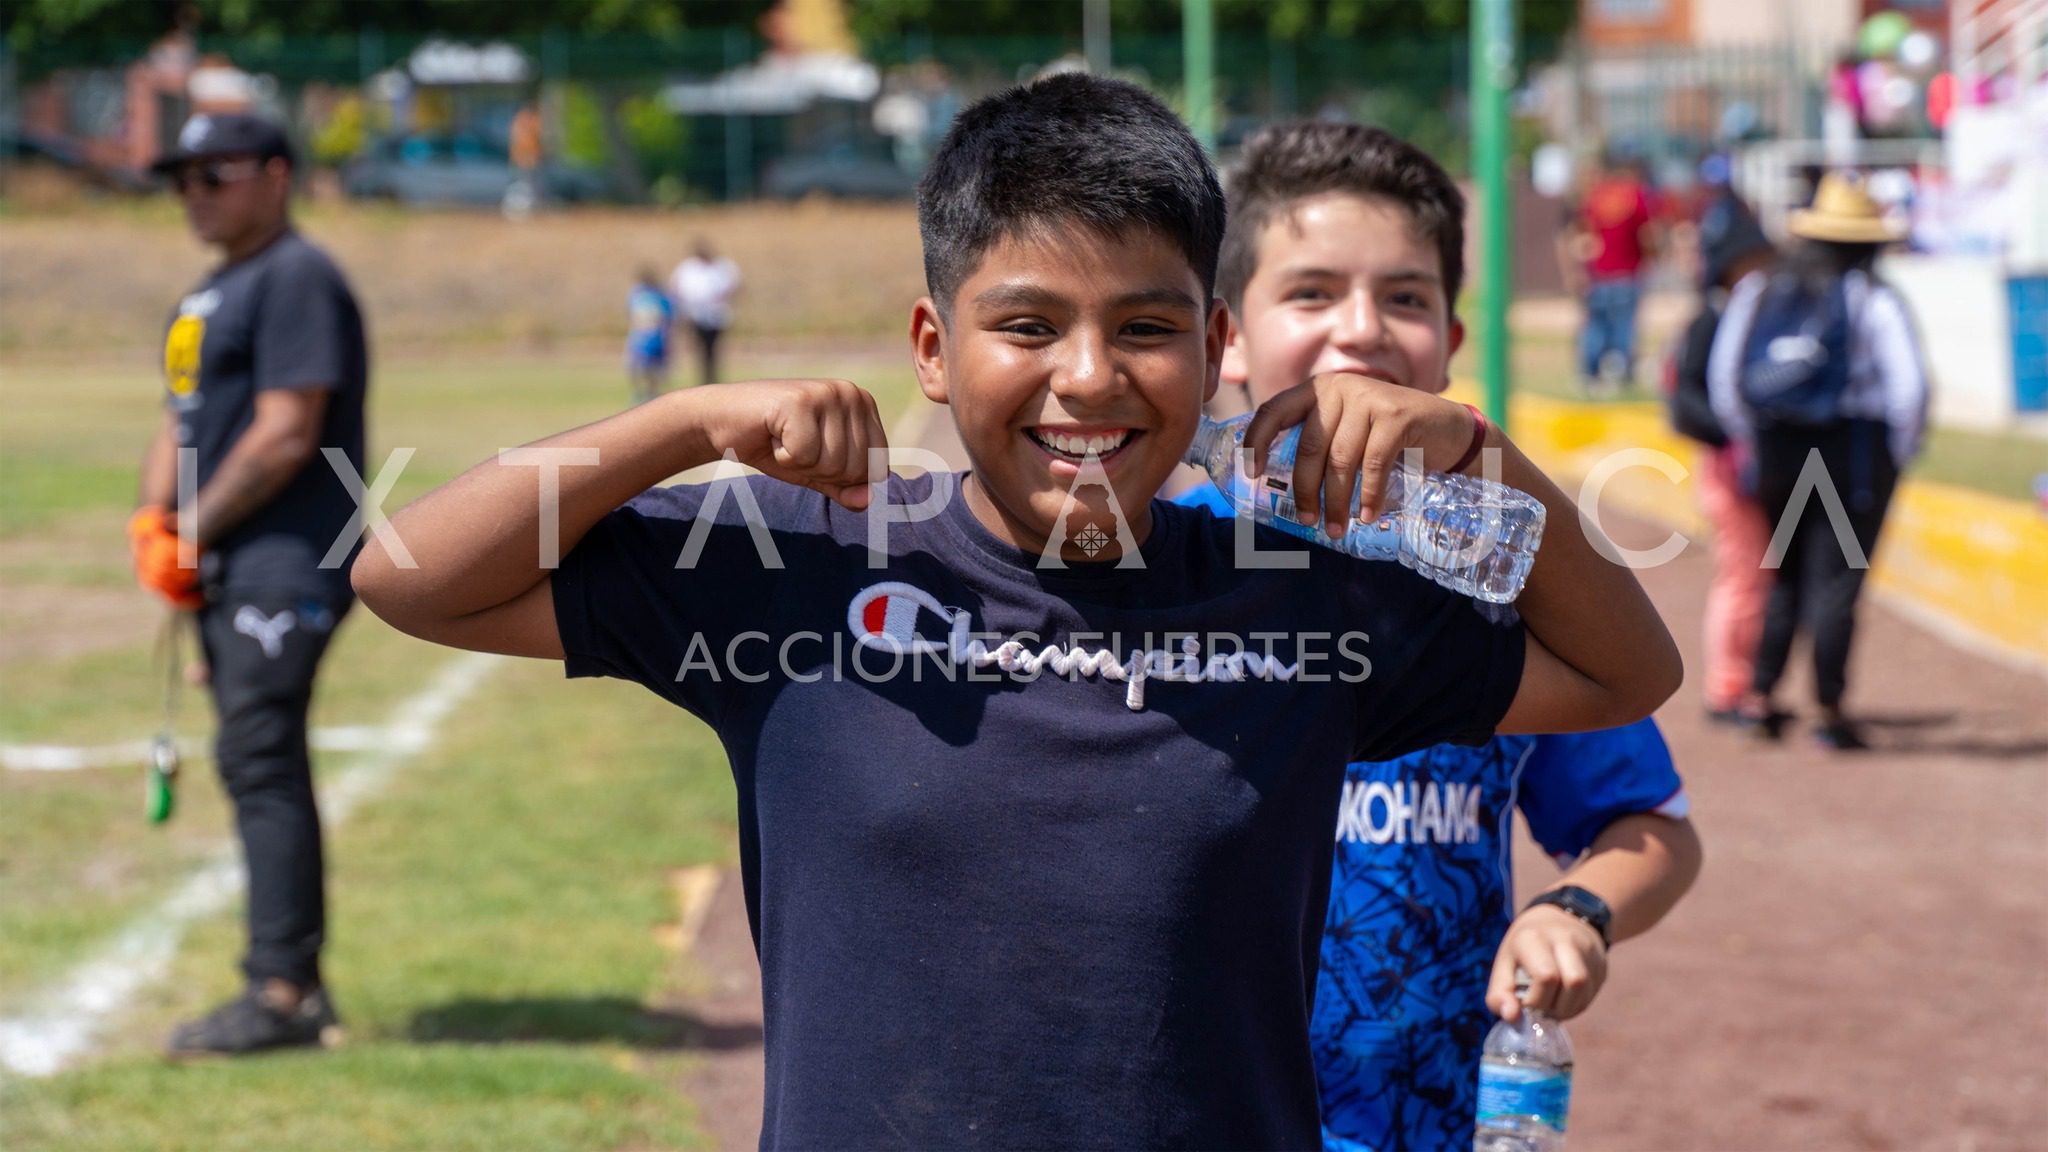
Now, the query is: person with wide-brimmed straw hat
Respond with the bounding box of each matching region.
[1786,171,1910,244]
[1703,171,1928,751]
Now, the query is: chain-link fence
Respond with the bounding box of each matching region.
[3,28,1566,206]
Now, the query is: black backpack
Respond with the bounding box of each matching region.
[1664,300,1728,447]
[1738,274,1856,428]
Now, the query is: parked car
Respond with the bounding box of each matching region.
[762,140,918,200]
[343,133,606,209]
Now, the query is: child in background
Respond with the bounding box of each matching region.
[1183,121,1702,1151]
[354,78,1681,1147]
[625,267,674,406]
[670,239,740,386]
[1667,175,1776,726]
[1559,153,1659,394]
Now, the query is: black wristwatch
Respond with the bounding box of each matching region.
[1523,885,1612,948]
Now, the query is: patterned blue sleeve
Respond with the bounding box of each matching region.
[1516,718,1685,865]
[1171,482,1233,517]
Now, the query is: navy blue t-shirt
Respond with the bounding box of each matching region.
[163,230,368,599]
[552,470,1525,1149]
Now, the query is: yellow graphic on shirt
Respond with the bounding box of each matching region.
[164,314,204,397]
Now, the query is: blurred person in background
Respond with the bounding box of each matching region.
[508,99,544,214]
[1559,152,1659,394]
[625,266,675,405]
[1707,172,1928,751]
[133,112,368,1054]
[670,238,741,387]
[1666,164,1777,726]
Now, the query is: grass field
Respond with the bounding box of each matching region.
[0,350,917,1150]
[0,201,927,355]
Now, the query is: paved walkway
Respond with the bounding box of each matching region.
[673,402,2048,1150]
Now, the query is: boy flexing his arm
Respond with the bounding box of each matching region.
[357,78,1678,1148]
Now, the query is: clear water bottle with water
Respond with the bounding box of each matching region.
[1185,413,1546,604]
[1473,977,1574,1152]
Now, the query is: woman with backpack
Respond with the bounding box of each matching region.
[1706,172,1929,751]
[1667,181,1777,727]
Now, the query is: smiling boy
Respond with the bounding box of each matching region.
[354,77,1679,1147]
[1186,121,1700,1150]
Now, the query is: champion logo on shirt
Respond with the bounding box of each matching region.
[846,581,1310,711]
[849,581,962,658]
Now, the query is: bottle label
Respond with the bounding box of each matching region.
[1476,1063,1571,1131]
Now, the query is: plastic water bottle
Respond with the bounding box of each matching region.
[1184,413,1546,603]
[1473,978,1574,1152]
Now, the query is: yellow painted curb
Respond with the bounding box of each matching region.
[1453,385,2048,668]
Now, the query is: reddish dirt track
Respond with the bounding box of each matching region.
[671,409,2048,1151]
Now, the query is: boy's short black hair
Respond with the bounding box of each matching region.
[1217,121,1466,316]
[917,73,1225,317]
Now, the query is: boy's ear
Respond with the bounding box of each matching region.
[1443,316,1467,390]
[910,297,949,405]
[1218,302,1249,390]
[1206,298,1234,403]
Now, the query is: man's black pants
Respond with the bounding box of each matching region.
[197,592,347,990]
[1749,420,1899,710]
[691,322,725,387]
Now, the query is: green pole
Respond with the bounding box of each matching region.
[1471,0,1515,430]
[1183,0,1215,152]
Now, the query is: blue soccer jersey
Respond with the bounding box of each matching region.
[1174,483,1686,1151]
[626,284,674,363]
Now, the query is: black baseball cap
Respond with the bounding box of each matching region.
[149,113,295,174]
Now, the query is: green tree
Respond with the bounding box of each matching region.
[844,0,1575,49]
[2,0,775,51]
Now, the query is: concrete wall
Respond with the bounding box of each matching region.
[1581,0,1859,47]
[1880,252,2019,430]
[1690,0,1859,48]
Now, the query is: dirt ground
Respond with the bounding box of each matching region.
[668,408,2048,1152]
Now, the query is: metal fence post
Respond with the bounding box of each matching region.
[1085,0,1112,76]
[724,27,752,201]
[1182,0,1215,152]
[1472,0,1515,430]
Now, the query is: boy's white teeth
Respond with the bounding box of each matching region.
[1034,429,1130,457]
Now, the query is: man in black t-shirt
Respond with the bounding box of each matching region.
[131,113,368,1056]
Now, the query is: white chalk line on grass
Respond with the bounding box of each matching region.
[0,650,501,1078]
[2,726,412,773]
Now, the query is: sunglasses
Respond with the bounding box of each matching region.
[168,159,266,194]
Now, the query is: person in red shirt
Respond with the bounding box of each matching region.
[1558,155,1659,393]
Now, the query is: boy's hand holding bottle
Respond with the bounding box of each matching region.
[1241,371,1487,538]
[1195,370,1543,604]
[1486,904,1609,1024]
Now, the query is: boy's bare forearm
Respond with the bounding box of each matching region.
[1549,813,1702,944]
[1488,432,1682,729]
[354,388,721,628]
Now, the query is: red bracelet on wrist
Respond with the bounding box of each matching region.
[1449,403,1491,473]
